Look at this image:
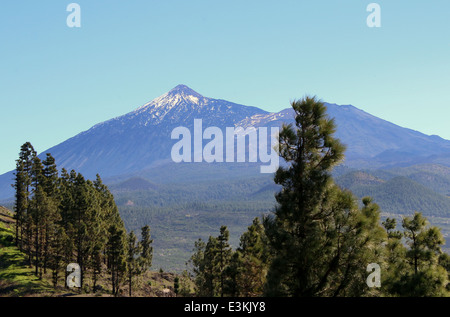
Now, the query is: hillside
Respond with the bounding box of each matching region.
[113,171,274,271]
[113,164,450,271]
[110,177,159,192]
[336,174,450,217]
[0,206,14,226]
[0,206,187,297]
[0,207,56,297]
[384,164,450,196]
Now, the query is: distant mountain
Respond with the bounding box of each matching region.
[1,84,450,200]
[246,104,450,168]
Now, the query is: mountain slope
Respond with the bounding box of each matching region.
[335,174,450,217]
[1,84,450,200]
[245,104,450,168]
[37,85,269,179]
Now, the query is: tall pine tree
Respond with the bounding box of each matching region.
[263,96,385,297]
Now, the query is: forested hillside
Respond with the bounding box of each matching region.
[187,97,450,297]
[1,143,160,297]
[2,97,449,297]
[109,163,450,270]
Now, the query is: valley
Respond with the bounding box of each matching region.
[107,162,450,271]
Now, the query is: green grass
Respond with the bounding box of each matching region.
[0,221,55,297]
[0,213,187,297]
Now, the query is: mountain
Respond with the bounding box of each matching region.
[1,84,450,200]
[245,104,450,168]
[2,84,449,270]
[42,85,270,177]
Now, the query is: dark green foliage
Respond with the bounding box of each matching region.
[383,212,449,296]
[126,228,153,297]
[216,226,232,297]
[384,164,450,196]
[335,173,450,217]
[189,219,270,297]
[12,142,129,295]
[232,217,270,296]
[139,225,153,271]
[186,97,449,298]
[439,253,450,292]
[189,227,234,297]
[178,270,192,296]
[107,224,127,296]
[263,97,387,297]
[127,231,140,296]
[174,277,180,296]
[115,177,273,271]
[13,142,36,254]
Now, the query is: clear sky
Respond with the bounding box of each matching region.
[1,0,449,175]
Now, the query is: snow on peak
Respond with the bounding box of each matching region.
[168,84,203,98]
[133,85,203,112]
[127,85,210,125]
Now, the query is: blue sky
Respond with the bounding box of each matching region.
[1,0,449,174]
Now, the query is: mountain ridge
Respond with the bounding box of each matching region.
[1,84,450,200]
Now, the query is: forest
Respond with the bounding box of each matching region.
[5,143,153,296]
[187,97,450,297]
[1,96,449,297]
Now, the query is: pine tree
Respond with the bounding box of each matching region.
[42,154,59,196]
[41,153,60,274]
[48,226,69,287]
[91,242,103,292]
[189,236,219,296]
[330,197,386,296]
[216,226,232,297]
[233,218,270,296]
[13,142,36,255]
[203,236,219,296]
[13,159,27,249]
[223,251,246,297]
[382,217,407,294]
[72,173,90,287]
[174,277,180,296]
[263,96,386,297]
[58,168,76,287]
[189,227,233,297]
[127,231,142,297]
[189,238,209,296]
[94,174,124,267]
[107,224,127,296]
[30,156,44,277]
[11,143,130,293]
[178,270,192,297]
[387,212,449,296]
[439,253,450,293]
[139,225,153,273]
